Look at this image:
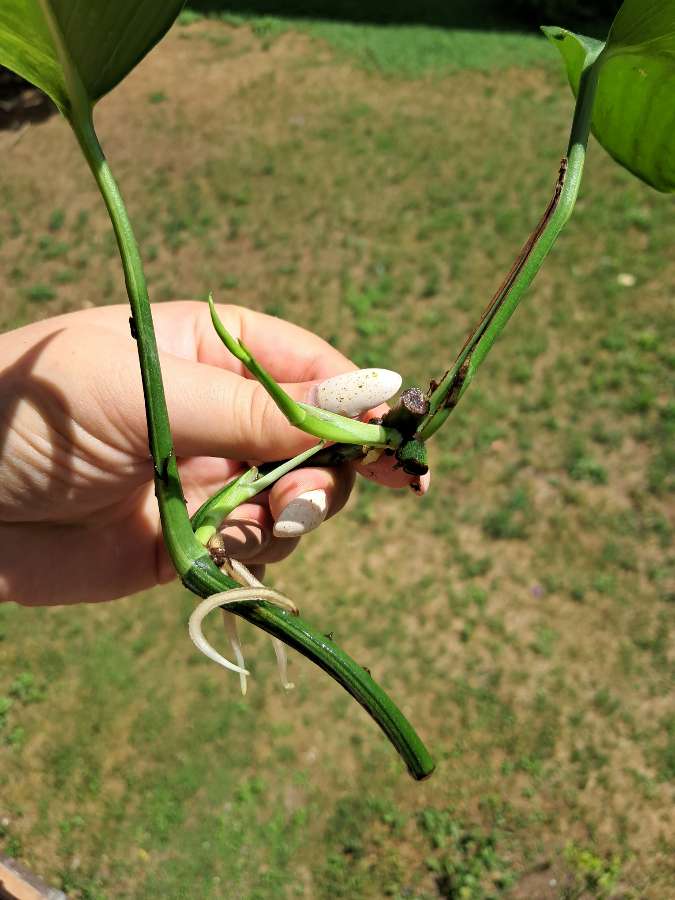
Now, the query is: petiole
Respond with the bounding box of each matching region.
[208,295,402,449]
[192,441,327,547]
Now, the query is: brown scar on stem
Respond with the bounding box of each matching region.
[454,157,568,364]
[426,158,569,426]
[443,358,470,410]
[428,373,446,396]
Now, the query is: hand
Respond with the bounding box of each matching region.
[0,301,428,606]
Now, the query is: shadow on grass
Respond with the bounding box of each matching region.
[0,69,56,131]
[187,0,532,29]
[187,0,619,33]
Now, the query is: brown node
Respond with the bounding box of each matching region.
[400,387,430,417]
[207,534,229,568]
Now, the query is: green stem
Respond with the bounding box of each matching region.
[69,110,434,780]
[70,111,212,580]
[208,295,401,449]
[192,442,326,545]
[242,604,436,781]
[418,58,600,441]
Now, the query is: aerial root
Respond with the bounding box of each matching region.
[188,558,298,693]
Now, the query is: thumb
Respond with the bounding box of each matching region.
[162,352,320,461]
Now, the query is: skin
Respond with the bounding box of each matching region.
[0,301,428,606]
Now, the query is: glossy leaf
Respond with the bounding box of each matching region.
[0,0,184,115]
[544,0,675,192]
[541,27,605,91]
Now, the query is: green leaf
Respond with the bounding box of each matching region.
[541,27,605,94]
[0,0,184,116]
[544,0,675,193]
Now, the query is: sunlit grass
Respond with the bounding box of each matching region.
[0,15,673,900]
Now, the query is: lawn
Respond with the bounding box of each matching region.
[0,11,673,899]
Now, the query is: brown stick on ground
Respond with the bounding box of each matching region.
[0,856,65,900]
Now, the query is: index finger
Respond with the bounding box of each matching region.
[196,302,358,384]
[42,300,360,384]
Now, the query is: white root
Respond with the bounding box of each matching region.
[223,559,296,691]
[221,610,249,695]
[189,586,293,676]
[271,637,295,691]
[188,557,298,693]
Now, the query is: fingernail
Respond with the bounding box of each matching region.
[273,489,328,538]
[309,368,402,417]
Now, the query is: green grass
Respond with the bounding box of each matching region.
[181,6,553,76]
[0,13,673,900]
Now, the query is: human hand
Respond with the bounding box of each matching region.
[0,301,428,606]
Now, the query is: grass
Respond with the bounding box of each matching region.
[0,13,673,900]
[180,4,554,76]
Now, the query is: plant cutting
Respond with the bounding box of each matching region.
[0,0,672,781]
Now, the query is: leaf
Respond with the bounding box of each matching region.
[0,0,185,116]
[540,27,605,94]
[544,0,675,193]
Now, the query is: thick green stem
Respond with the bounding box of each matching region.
[69,111,434,780]
[70,111,214,580]
[419,59,600,441]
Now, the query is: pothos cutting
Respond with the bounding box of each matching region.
[0,0,672,779]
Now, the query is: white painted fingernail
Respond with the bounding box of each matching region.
[273,489,328,538]
[309,368,402,417]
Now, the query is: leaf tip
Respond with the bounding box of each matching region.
[540,25,564,40]
[541,25,570,46]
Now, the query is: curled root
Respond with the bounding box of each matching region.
[188,559,297,693]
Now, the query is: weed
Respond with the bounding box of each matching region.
[0,696,12,729]
[419,808,516,898]
[652,715,675,782]
[530,626,559,658]
[220,273,239,290]
[48,208,65,231]
[5,727,25,749]
[8,672,44,704]
[564,843,621,898]
[25,283,56,302]
[482,487,532,540]
[36,234,69,260]
[0,825,23,859]
[566,436,609,484]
